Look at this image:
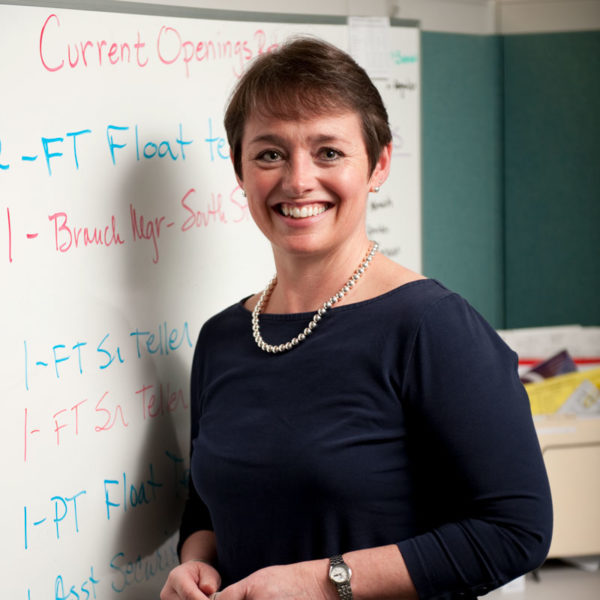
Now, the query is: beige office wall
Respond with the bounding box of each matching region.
[118,0,600,33]
[497,0,600,34]
[117,0,497,33]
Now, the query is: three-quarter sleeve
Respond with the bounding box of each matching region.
[397,293,553,599]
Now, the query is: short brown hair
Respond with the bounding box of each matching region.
[224,37,392,179]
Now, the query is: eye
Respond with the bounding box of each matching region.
[256,149,283,163]
[319,147,342,161]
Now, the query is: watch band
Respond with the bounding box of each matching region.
[329,554,353,600]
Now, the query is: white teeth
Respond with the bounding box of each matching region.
[281,204,327,219]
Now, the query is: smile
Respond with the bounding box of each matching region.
[279,203,329,219]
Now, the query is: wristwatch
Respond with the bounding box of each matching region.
[328,554,353,599]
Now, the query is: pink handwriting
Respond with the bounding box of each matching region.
[24,383,186,462]
[48,212,125,253]
[39,14,148,72]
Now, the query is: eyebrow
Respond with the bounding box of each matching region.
[247,133,351,147]
[247,133,286,146]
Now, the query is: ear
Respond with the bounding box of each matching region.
[369,142,392,191]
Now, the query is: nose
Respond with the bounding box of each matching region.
[281,152,315,197]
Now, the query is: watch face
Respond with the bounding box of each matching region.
[330,565,349,583]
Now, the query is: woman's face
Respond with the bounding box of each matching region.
[236,110,390,258]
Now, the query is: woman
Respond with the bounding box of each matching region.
[161,38,552,600]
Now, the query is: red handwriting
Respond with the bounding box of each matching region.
[53,399,87,445]
[39,14,148,72]
[24,407,40,462]
[95,391,128,432]
[48,212,125,253]
[135,382,188,420]
[156,25,254,78]
[24,383,187,461]
[38,13,277,78]
[130,204,169,264]
[6,207,13,263]
[229,185,250,223]
[180,188,227,231]
[15,189,248,265]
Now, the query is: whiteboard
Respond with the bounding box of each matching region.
[0,3,420,598]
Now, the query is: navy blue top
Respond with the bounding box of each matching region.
[179,279,552,599]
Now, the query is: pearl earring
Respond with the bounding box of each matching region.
[372,186,381,193]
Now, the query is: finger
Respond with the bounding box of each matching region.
[161,583,203,600]
[195,566,221,596]
[166,572,211,600]
[213,582,243,600]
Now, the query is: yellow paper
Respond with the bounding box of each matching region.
[525,368,600,415]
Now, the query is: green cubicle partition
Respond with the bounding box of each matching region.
[421,30,599,329]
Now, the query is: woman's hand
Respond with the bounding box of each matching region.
[215,561,332,600]
[160,560,222,600]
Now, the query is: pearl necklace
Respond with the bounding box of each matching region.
[252,242,379,354]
